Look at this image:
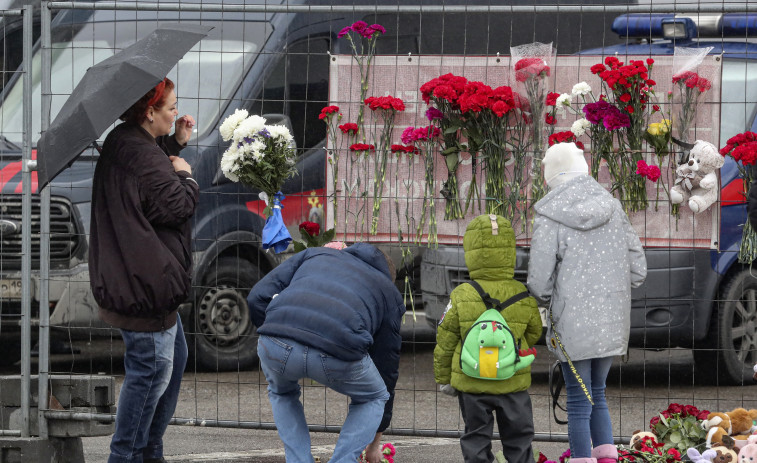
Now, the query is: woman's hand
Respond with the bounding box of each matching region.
[174,115,196,145]
[169,155,192,175]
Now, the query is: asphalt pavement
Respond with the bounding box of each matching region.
[21,312,757,462]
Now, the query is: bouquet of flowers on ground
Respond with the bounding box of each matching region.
[720,131,757,263]
[511,41,555,206]
[619,434,683,463]
[358,442,396,463]
[671,47,715,162]
[649,403,709,453]
[219,108,298,253]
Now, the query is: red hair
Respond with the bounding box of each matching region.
[120,77,175,125]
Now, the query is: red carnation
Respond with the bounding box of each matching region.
[299,221,320,237]
[546,92,560,106]
[545,113,556,125]
[339,123,359,135]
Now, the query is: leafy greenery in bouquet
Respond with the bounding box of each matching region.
[219,109,298,216]
[292,221,336,253]
[649,403,709,453]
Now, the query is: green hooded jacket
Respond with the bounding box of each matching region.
[433,214,543,394]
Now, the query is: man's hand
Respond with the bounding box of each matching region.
[169,155,192,175]
[174,114,196,145]
[362,441,383,463]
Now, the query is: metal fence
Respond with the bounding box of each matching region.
[2,0,757,457]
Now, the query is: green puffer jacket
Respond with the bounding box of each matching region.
[433,214,543,395]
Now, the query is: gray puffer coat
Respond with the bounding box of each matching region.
[527,175,647,362]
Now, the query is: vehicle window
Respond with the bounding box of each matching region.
[0,20,270,146]
[286,37,329,151]
[720,59,757,146]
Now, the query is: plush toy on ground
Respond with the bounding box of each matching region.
[738,441,757,463]
[703,409,757,448]
[670,140,725,213]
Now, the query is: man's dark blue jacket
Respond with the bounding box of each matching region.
[247,242,405,432]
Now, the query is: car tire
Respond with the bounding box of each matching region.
[693,268,757,385]
[188,257,261,371]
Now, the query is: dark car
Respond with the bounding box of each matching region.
[421,12,757,385]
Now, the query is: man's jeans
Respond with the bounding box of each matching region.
[258,335,389,463]
[109,317,188,463]
[561,356,614,458]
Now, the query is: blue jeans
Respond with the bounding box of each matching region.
[561,356,614,459]
[258,335,390,463]
[109,317,188,463]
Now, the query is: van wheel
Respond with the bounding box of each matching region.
[188,257,261,371]
[693,268,757,384]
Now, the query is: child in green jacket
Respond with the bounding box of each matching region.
[434,214,543,463]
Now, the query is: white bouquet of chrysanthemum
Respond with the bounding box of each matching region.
[219,109,298,202]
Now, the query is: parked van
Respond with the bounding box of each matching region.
[421,13,757,385]
[0,0,628,370]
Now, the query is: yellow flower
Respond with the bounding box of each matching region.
[647,120,671,137]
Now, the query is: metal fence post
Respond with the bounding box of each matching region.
[38,0,53,440]
[19,2,34,439]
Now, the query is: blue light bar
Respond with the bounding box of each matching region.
[612,14,675,38]
[722,14,757,37]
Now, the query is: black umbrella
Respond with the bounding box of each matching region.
[37,23,213,188]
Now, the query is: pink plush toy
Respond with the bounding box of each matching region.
[738,443,757,463]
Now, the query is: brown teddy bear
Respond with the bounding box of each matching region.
[703,409,757,448]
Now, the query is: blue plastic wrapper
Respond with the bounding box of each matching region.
[262,192,292,253]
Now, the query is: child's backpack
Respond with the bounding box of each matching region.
[459,281,537,380]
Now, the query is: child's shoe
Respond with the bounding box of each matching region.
[592,444,618,463]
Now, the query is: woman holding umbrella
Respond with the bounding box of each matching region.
[88,77,199,463]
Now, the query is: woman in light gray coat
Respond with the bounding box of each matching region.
[527,143,647,463]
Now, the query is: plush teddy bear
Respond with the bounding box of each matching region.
[703,409,757,448]
[670,140,725,213]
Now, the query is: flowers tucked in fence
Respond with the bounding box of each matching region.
[670,47,715,160]
[511,41,555,206]
[587,56,658,212]
[644,119,673,210]
[339,21,385,134]
[321,106,346,225]
[420,73,467,219]
[649,403,709,453]
[401,125,441,246]
[720,131,757,263]
[548,131,585,150]
[364,95,406,234]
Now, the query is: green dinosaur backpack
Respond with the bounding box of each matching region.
[459,281,537,380]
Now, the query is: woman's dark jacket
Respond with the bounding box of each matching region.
[247,243,406,432]
[89,122,199,332]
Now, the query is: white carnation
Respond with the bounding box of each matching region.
[233,115,266,142]
[219,109,248,141]
[266,124,293,142]
[571,81,591,96]
[571,118,591,137]
[556,93,572,107]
